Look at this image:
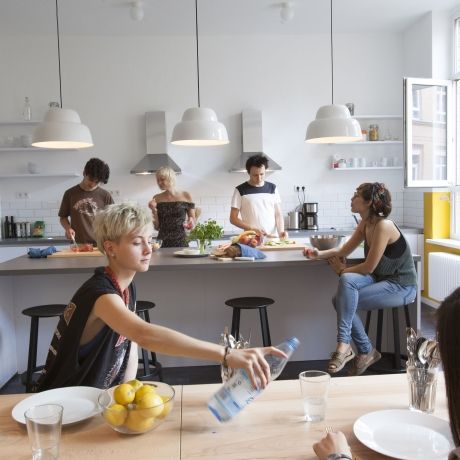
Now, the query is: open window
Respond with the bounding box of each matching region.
[404,78,453,187]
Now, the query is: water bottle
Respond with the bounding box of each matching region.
[208,336,299,422]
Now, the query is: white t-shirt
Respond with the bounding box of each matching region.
[231,181,281,235]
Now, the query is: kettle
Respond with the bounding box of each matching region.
[288,211,302,230]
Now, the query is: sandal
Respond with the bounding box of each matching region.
[328,348,355,374]
[348,349,382,376]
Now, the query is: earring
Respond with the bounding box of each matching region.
[111,253,116,258]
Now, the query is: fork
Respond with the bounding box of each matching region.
[325,425,335,434]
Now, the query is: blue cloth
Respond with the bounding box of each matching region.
[27,246,58,258]
[332,272,416,354]
[236,243,266,259]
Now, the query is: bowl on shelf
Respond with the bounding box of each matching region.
[309,235,344,251]
[98,380,175,434]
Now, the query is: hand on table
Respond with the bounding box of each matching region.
[313,431,352,460]
[303,247,319,259]
[279,230,289,240]
[226,347,287,389]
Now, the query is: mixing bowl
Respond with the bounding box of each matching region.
[309,235,344,251]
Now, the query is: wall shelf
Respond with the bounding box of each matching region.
[0,147,77,152]
[333,140,402,145]
[0,173,79,178]
[332,166,403,171]
[0,121,39,126]
[354,115,402,119]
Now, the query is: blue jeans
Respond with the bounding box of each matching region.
[332,273,417,354]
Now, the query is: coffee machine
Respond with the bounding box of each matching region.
[301,203,318,230]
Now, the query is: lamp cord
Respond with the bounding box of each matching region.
[55,0,63,108]
[195,0,201,108]
[330,0,334,105]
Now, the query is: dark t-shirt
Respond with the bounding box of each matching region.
[58,185,114,244]
[36,267,136,391]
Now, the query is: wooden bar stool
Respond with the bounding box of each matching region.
[224,297,274,347]
[364,304,411,373]
[21,304,67,392]
[136,300,163,381]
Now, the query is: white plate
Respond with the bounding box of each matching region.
[353,409,453,460]
[12,386,102,425]
[173,250,209,258]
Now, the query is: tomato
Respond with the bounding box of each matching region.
[239,235,251,245]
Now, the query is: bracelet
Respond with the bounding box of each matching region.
[338,268,345,276]
[326,454,352,460]
[222,346,231,368]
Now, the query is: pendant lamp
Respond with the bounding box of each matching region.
[171,0,228,146]
[32,0,93,149]
[305,0,361,144]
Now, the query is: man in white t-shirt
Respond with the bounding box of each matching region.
[230,154,287,238]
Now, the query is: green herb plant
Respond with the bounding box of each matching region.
[187,219,224,253]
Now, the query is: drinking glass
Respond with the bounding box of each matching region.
[299,370,330,422]
[407,365,438,413]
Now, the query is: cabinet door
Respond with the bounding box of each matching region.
[404,78,453,187]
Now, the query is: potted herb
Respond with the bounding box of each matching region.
[187,219,224,254]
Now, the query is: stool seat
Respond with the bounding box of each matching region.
[225,297,274,347]
[136,300,163,382]
[22,304,67,392]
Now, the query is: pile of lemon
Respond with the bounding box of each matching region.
[103,379,172,433]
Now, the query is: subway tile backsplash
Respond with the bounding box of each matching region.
[1,187,422,239]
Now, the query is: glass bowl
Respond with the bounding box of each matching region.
[98,380,175,434]
[309,235,344,251]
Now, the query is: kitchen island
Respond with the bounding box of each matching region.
[0,248,421,387]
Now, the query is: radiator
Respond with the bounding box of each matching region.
[429,252,460,301]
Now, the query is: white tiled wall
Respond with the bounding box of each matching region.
[1,188,417,237]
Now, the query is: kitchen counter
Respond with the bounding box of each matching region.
[0,248,421,388]
[0,236,68,246]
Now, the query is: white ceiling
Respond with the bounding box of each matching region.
[1,0,460,36]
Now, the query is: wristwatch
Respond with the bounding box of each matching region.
[326,454,352,460]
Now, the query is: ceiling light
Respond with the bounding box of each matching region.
[32,0,93,149]
[280,2,294,23]
[305,0,361,144]
[130,1,144,21]
[171,0,229,146]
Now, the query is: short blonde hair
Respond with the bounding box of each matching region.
[155,166,176,187]
[93,203,152,253]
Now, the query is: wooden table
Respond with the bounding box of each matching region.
[0,374,448,459]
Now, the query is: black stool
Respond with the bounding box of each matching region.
[364,304,411,373]
[136,300,163,381]
[22,304,67,392]
[224,297,274,347]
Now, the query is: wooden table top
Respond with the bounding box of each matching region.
[0,374,448,460]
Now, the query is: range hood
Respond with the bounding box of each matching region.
[229,109,282,173]
[130,111,181,175]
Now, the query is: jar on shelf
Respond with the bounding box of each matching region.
[369,124,379,141]
[361,129,368,141]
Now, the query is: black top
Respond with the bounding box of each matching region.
[36,267,136,391]
[157,201,195,248]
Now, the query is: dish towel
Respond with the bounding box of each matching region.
[27,246,58,258]
[237,244,266,259]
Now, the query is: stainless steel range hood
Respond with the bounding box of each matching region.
[130,111,181,175]
[229,109,282,173]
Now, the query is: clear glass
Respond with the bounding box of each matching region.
[407,366,437,414]
[299,370,330,422]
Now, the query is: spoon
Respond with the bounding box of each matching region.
[406,327,417,366]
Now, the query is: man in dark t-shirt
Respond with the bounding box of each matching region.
[58,158,114,244]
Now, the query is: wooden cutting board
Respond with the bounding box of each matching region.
[259,241,306,251]
[49,249,104,257]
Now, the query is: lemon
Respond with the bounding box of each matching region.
[126,379,143,392]
[157,396,172,419]
[114,383,135,405]
[124,409,155,433]
[137,392,164,418]
[104,403,128,427]
[134,384,155,404]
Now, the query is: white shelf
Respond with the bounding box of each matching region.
[0,121,39,126]
[354,115,402,119]
[0,173,79,178]
[0,147,77,152]
[333,140,402,145]
[332,166,403,171]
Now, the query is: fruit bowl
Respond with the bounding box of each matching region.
[309,235,344,251]
[98,380,175,434]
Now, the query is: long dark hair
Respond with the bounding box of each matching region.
[437,286,460,446]
[357,182,392,218]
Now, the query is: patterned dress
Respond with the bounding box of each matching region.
[157,201,195,248]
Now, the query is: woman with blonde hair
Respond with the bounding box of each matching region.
[148,166,195,247]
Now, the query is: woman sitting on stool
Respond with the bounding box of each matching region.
[303,182,417,376]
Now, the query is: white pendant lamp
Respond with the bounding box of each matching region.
[171,0,228,146]
[32,0,93,149]
[305,0,361,144]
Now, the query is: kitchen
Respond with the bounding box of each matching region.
[0,1,459,458]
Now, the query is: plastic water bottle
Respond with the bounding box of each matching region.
[208,336,299,422]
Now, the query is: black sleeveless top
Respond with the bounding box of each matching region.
[157,201,195,247]
[36,267,136,391]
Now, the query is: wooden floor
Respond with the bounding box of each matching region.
[0,304,436,394]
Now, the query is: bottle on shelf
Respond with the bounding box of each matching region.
[208,336,300,422]
[10,216,16,238]
[22,97,32,121]
[4,216,10,239]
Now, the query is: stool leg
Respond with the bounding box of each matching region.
[26,317,39,392]
[231,308,241,342]
[259,307,272,347]
[139,310,162,381]
[365,311,372,334]
[392,308,401,370]
[376,310,383,351]
[404,304,411,328]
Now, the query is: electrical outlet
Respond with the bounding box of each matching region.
[15,192,23,199]
[294,185,306,193]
